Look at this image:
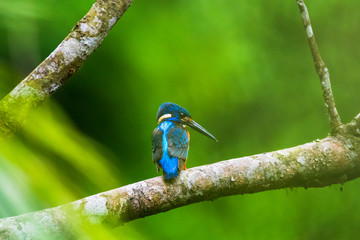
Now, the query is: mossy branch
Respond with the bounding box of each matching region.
[1,0,360,239]
[0,0,133,137]
[1,136,360,239]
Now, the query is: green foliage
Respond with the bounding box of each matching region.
[1,0,360,239]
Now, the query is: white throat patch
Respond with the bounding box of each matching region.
[158,113,172,123]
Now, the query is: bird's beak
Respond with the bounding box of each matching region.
[185,118,218,142]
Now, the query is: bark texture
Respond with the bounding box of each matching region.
[0,0,133,137]
[1,135,360,239]
[1,0,360,239]
[297,0,342,134]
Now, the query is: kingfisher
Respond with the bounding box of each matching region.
[152,102,217,179]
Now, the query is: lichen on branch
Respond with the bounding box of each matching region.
[1,0,360,239]
[0,0,133,137]
[1,136,360,239]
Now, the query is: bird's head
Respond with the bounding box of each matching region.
[156,102,218,142]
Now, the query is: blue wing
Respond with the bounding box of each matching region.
[152,123,190,179]
[167,125,189,170]
[152,127,163,172]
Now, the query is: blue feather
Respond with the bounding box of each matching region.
[159,155,178,179]
[152,102,216,179]
[159,120,179,179]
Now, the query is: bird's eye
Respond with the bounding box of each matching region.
[180,112,185,117]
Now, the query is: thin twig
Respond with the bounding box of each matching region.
[1,136,360,239]
[297,0,342,135]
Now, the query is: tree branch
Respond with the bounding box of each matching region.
[297,0,342,135]
[1,136,360,239]
[0,0,133,137]
[345,112,360,139]
[1,1,359,239]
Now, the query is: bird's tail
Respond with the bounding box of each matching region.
[159,153,178,179]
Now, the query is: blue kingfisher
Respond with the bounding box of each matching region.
[152,102,217,179]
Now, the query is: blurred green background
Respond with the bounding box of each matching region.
[1,0,360,239]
